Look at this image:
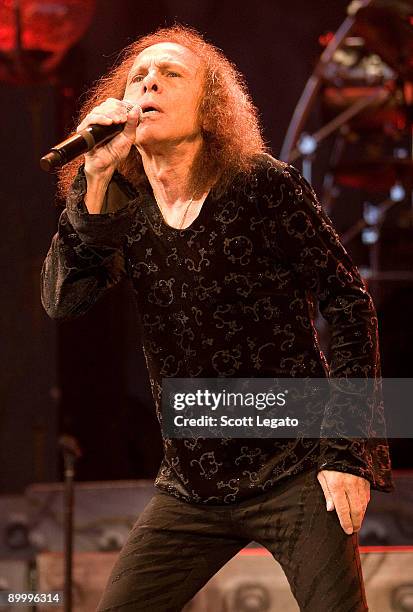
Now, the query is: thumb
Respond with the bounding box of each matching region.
[122,104,142,141]
[317,471,335,511]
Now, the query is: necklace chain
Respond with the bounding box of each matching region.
[178,197,194,229]
[156,196,194,230]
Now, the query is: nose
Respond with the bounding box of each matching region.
[143,71,159,93]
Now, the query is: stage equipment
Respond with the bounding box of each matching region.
[25,480,155,552]
[0,560,30,612]
[29,472,413,610]
[36,552,117,612]
[0,0,96,83]
[280,0,413,296]
[360,471,413,546]
[23,472,413,553]
[35,547,413,612]
[59,435,81,612]
[184,547,413,612]
[0,495,34,561]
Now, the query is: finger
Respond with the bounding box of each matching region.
[330,488,353,534]
[94,106,128,123]
[106,97,129,109]
[363,478,371,503]
[122,104,142,141]
[96,104,128,123]
[345,480,369,532]
[345,491,365,532]
[317,472,335,511]
[78,99,130,131]
[77,113,118,132]
[358,475,370,506]
[96,98,129,114]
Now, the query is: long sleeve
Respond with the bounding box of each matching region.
[41,167,140,321]
[258,158,393,491]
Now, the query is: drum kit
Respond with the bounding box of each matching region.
[280,0,413,291]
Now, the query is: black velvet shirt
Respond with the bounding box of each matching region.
[41,154,394,503]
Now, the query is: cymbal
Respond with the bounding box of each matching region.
[333,158,413,191]
[353,1,413,80]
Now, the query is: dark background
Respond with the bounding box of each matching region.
[1,0,412,493]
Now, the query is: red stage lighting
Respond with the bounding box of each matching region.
[0,0,96,82]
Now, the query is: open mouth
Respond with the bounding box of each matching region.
[141,106,161,115]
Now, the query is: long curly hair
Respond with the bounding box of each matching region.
[58,24,267,198]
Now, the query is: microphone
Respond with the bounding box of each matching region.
[40,102,142,173]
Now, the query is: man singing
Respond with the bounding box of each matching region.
[41,25,393,611]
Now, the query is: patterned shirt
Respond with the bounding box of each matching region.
[41,154,394,504]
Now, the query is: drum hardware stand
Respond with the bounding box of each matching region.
[280,0,413,305]
[59,435,82,612]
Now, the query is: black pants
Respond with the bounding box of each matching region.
[97,468,368,611]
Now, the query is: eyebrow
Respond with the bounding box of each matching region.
[128,59,190,82]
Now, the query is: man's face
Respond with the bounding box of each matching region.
[123,42,204,148]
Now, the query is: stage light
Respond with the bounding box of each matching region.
[0,0,96,83]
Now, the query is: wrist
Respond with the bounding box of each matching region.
[84,164,114,185]
[84,168,114,214]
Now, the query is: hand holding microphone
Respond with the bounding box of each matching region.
[40,98,142,174]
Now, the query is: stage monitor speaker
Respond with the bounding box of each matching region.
[184,550,298,611]
[26,480,155,552]
[36,552,117,612]
[26,471,413,554]
[36,548,413,612]
[360,548,413,612]
[0,495,34,560]
[0,560,30,612]
[185,548,413,611]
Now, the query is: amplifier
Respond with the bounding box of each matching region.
[26,480,155,552]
